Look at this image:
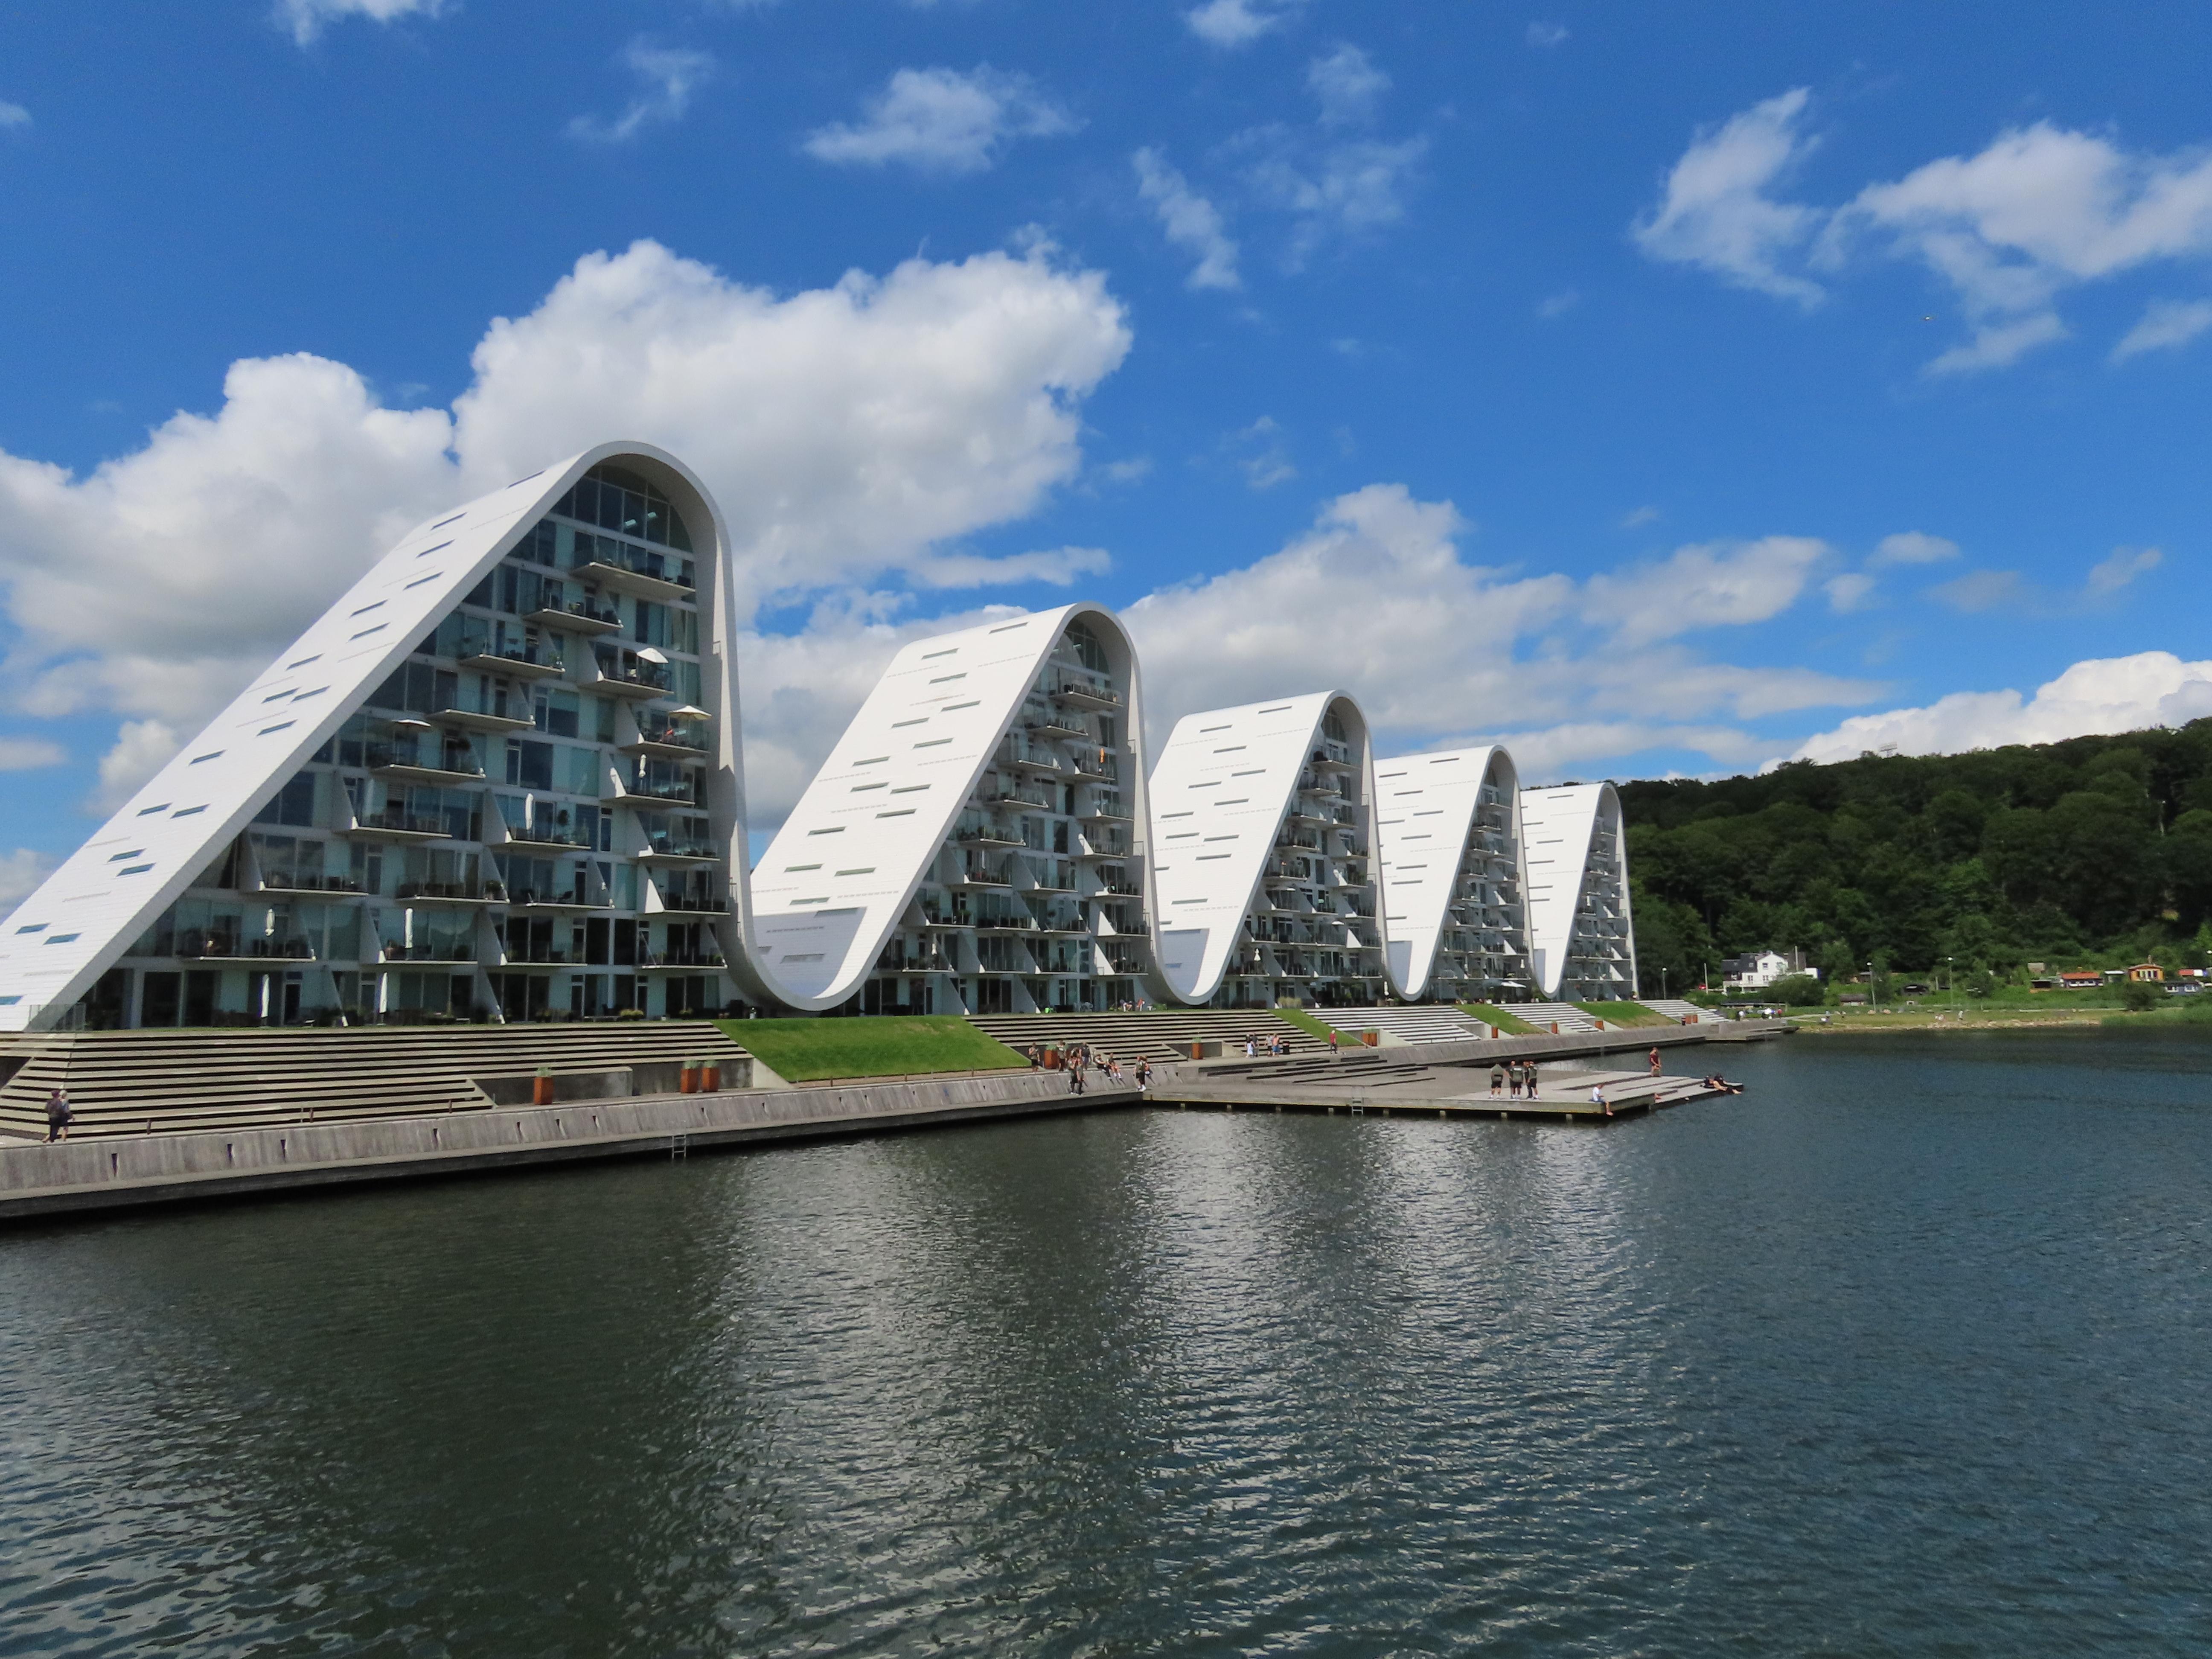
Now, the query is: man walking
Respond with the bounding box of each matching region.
[44,1087,72,1143]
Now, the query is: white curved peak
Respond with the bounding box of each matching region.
[1519,781,1618,999]
[741,603,1137,1011]
[1374,745,1516,998]
[0,442,728,1033]
[1146,690,1347,1005]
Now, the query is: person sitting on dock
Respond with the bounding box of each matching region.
[1490,1065,1504,1097]
[1591,1082,1610,1115]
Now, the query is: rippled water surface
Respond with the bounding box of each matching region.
[3,1032,2210,1656]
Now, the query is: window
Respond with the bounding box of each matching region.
[541,688,580,739]
[253,770,317,829]
[507,739,553,791]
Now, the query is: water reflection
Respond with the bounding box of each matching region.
[1,1034,2210,1656]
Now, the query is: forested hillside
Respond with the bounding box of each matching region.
[1614,720,2212,992]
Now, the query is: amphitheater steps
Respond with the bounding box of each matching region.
[1511,1002,1607,1035]
[966,1010,1330,1063]
[1322,1007,1495,1045]
[1640,999,1728,1024]
[0,1023,754,1141]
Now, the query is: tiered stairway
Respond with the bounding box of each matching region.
[966,1009,1330,1063]
[0,1023,755,1141]
[1640,999,1727,1024]
[1323,1007,1495,1045]
[1511,1002,1607,1035]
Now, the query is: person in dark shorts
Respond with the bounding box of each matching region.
[44,1088,72,1143]
[1490,1065,1504,1097]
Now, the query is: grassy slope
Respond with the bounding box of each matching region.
[1576,1001,1673,1028]
[1273,1004,1339,1041]
[715,1015,1026,1082]
[1458,1002,1536,1035]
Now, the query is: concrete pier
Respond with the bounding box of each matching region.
[0,1070,1139,1223]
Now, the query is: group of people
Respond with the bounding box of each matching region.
[1487,1061,1543,1100]
[1026,1042,1150,1096]
[1241,1033,1291,1058]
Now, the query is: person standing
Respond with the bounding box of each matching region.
[1490,1065,1504,1098]
[1027,1043,1042,1070]
[1136,1058,1152,1094]
[1508,1066,1522,1100]
[1648,1046,1662,1077]
[44,1088,72,1143]
[1328,1028,1341,1058]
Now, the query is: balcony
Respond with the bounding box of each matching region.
[637,840,719,864]
[1000,748,1065,777]
[501,823,592,850]
[347,809,454,843]
[434,701,536,734]
[366,742,486,787]
[375,943,478,965]
[620,774,700,806]
[507,886,599,911]
[594,664,674,702]
[459,642,565,681]
[395,880,507,905]
[1050,679,1121,712]
[1094,879,1142,897]
[1025,717,1089,742]
[952,864,1013,889]
[653,891,731,916]
[173,933,316,962]
[525,600,624,636]
[954,827,1023,848]
[573,546,694,601]
[255,874,365,896]
[640,951,728,969]
[621,720,710,761]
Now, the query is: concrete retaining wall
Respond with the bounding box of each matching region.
[0,1069,1136,1222]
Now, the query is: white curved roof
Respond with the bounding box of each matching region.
[1144,690,1375,1005]
[0,442,735,1033]
[1519,781,1632,999]
[737,603,1147,1012]
[1374,745,1520,998]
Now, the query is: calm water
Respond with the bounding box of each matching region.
[2,1033,2209,1656]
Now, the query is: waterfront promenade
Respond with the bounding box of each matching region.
[0,1017,1784,1222]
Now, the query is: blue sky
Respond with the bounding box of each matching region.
[1,0,2210,888]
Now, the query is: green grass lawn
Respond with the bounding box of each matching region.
[714,1015,1027,1082]
[1458,1002,1537,1035]
[1273,1004,1339,1041]
[1575,1000,1673,1028]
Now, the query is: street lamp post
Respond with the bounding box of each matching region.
[1869,960,1877,1015]
[1948,955,1958,1021]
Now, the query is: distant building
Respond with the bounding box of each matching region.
[1720,949,1813,990]
[2058,969,2103,990]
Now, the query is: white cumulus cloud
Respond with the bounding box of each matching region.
[1308,44,1388,128]
[275,0,444,47]
[1789,651,2212,763]
[1872,530,1960,565]
[0,102,29,131]
[1642,92,2212,371]
[0,848,56,909]
[1124,486,1874,779]
[1185,0,1305,47]
[2112,297,2212,360]
[0,239,1131,811]
[568,41,714,145]
[804,66,1074,174]
[1583,534,1830,645]
[2086,544,2161,595]
[1634,87,1825,307]
[1134,148,1242,291]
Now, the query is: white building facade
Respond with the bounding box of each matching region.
[738,605,1152,1015]
[1519,782,1638,1001]
[1144,693,1385,1009]
[1373,745,1533,1004]
[0,445,746,1031]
